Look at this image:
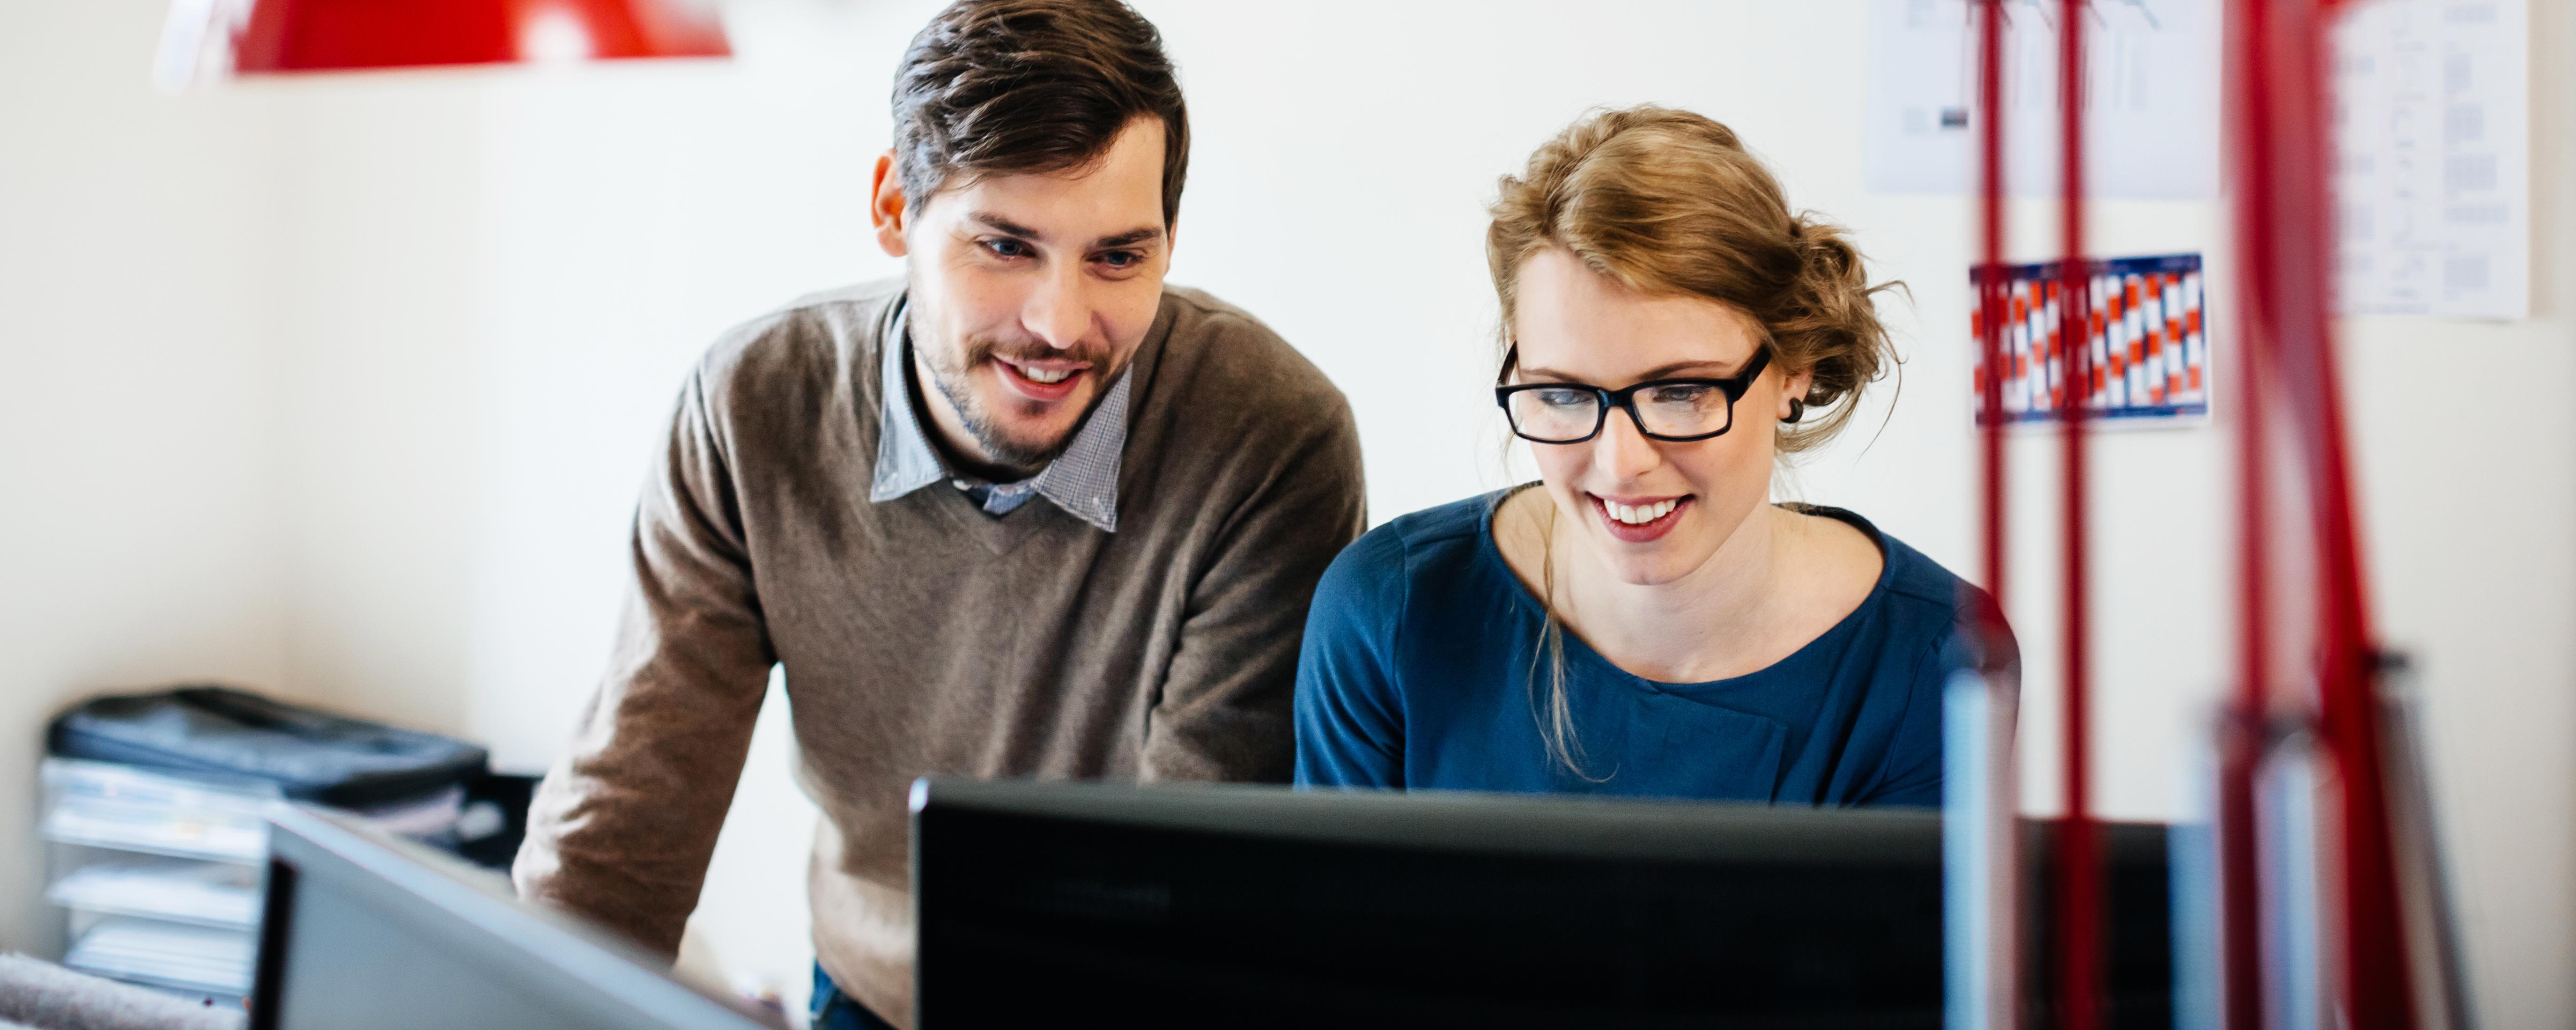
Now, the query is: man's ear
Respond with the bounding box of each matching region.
[869,150,909,258]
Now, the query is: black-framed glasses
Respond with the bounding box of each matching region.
[1494,346,1773,444]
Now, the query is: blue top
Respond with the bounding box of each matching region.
[1293,490,2007,807]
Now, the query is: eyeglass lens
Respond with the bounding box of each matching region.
[1504,383,1736,442]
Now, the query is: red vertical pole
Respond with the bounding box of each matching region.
[1978,0,2009,612]
[2054,0,2102,1027]
[2263,0,2411,1023]
[2228,0,2412,1025]
[1969,11,2021,1030]
[2221,0,2275,1023]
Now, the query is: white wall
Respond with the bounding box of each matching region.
[2,0,2567,1023]
[0,0,293,956]
[2340,0,2576,1010]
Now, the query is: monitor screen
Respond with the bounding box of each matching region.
[249,807,779,1030]
[912,780,2172,1029]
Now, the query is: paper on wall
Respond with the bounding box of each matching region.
[2332,0,2530,320]
[1972,253,2213,430]
[1864,0,2222,200]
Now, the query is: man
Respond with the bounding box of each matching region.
[510,3,1366,1028]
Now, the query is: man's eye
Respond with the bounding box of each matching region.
[983,239,1032,259]
[1096,250,1143,269]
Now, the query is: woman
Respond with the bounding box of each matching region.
[1295,106,2012,805]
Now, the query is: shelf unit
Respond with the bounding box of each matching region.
[39,759,274,1005]
[37,758,467,1005]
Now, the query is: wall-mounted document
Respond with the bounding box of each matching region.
[1972,254,2211,428]
[2333,0,2530,320]
[1865,0,2222,200]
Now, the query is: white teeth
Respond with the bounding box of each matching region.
[1020,366,1073,384]
[1602,499,1680,525]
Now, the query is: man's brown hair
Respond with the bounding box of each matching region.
[892,0,1189,228]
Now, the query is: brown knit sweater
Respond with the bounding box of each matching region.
[512,280,1366,1028]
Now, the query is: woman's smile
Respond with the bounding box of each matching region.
[1587,492,1691,543]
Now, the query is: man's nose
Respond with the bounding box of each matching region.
[1023,262,1092,351]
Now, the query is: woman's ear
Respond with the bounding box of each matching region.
[1778,367,1815,419]
[869,151,909,258]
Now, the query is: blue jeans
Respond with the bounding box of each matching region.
[810,964,901,1030]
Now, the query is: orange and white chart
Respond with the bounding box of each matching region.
[1971,253,2211,427]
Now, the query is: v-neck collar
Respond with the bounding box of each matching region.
[857,290,1177,557]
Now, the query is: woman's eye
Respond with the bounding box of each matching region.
[983,239,1032,259]
[1648,384,1715,405]
[1534,388,1593,409]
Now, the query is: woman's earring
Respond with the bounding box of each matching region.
[1781,399,1806,424]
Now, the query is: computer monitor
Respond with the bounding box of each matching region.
[913,780,2174,1029]
[249,805,780,1030]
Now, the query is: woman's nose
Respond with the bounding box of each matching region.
[1591,407,1663,480]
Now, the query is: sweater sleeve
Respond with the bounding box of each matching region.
[1138,400,1367,784]
[511,368,777,957]
[1294,528,1410,788]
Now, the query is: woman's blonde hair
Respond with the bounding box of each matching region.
[1486,105,1900,777]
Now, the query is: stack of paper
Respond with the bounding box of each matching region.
[40,760,277,862]
[47,861,261,928]
[62,917,254,996]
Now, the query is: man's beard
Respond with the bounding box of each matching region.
[917,333,1120,472]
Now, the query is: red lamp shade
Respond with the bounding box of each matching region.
[219,0,728,74]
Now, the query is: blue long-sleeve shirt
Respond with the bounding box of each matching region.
[1294,491,2009,806]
